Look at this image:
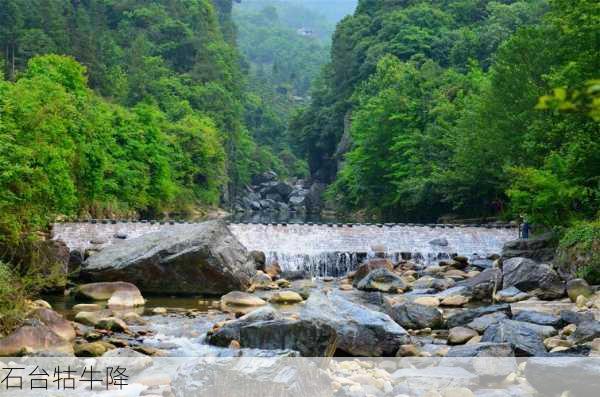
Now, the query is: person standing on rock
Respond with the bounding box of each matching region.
[520,214,530,239]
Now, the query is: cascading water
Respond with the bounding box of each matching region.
[229,223,518,277]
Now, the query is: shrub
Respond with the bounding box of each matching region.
[557,220,600,284]
[0,262,27,335]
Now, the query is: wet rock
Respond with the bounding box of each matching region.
[458,268,502,301]
[30,308,75,341]
[269,291,303,304]
[208,307,281,347]
[250,251,266,269]
[494,286,529,303]
[566,278,593,302]
[221,291,267,307]
[352,258,393,286]
[95,317,128,333]
[75,281,145,307]
[240,318,337,356]
[252,271,274,289]
[446,342,514,357]
[75,310,104,326]
[502,257,564,300]
[74,341,112,357]
[481,319,547,356]
[122,312,146,326]
[301,291,410,356]
[502,233,557,262]
[0,323,74,356]
[446,304,511,329]
[571,321,600,344]
[81,221,255,295]
[356,268,407,293]
[467,312,508,334]
[388,302,443,330]
[275,278,290,288]
[448,327,479,345]
[264,263,282,279]
[513,310,562,327]
[429,238,449,247]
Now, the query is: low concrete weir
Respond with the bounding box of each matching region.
[52,221,518,276]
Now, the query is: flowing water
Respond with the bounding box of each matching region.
[229,223,518,277]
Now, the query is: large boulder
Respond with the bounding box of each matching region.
[388,302,443,330]
[80,221,255,295]
[501,233,557,262]
[0,323,74,356]
[356,268,406,293]
[301,291,410,356]
[481,319,547,356]
[502,257,565,300]
[239,319,337,356]
[208,307,336,356]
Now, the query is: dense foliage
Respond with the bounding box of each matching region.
[292,0,599,225]
[233,0,339,178]
[0,55,225,241]
[0,0,283,242]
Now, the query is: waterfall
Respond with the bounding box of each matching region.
[229,223,517,277]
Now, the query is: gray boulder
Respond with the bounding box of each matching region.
[481,319,547,356]
[447,304,511,328]
[81,221,255,295]
[388,302,443,330]
[560,310,595,325]
[356,268,406,293]
[467,312,509,333]
[301,291,410,356]
[501,233,557,262]
[208,307,280,347]
[513,310,562,327]
[502,257,565,299]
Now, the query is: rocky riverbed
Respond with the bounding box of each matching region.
[1,220,600,396]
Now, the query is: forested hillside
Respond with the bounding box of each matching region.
[291,0,599,225]
[0,0,271,241]
[233,0,333,178]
